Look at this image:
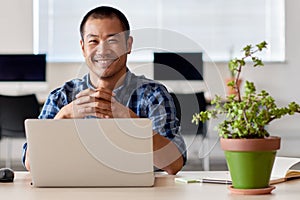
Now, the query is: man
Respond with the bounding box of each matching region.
[23,6,186,175]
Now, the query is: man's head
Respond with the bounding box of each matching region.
[80,6,130,42]
[79,6,133,87]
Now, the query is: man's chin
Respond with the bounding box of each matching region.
[93,67,113,79]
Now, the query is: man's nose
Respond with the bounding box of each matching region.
[96,41,110,55]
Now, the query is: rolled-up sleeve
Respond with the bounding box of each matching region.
[136,84,187,165]
[22,142,27,168]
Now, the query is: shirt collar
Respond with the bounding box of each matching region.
[86,74,97,91]
[113,69,132,93]
[85,69,133,92]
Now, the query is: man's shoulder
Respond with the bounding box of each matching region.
[49,75,88,97]
[129,72,166,89]
[63,77,87,89]
[128,74,173,103]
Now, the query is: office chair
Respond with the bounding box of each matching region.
[0,94,40,168]
[170,92,210,170]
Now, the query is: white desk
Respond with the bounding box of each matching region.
[0,171,299,200]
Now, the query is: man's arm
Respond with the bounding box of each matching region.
[119,110,184,174]
[24,146,31,171]
[152,132,184,175]
[22,143,30,171]
[140,85,186,174]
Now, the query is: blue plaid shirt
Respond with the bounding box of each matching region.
[23,70,186,166]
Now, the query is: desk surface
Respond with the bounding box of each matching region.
[1,171,299,200]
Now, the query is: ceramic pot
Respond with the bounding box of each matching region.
[220,136,281,189]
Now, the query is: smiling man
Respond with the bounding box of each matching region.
[23,6,186,175]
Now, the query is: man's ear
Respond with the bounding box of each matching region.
[80,40,87,57]
[126,36,133,54]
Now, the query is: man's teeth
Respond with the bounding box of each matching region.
[98,60,110,64]
[95,58,116,63]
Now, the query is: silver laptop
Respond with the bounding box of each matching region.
[25,118,154,187]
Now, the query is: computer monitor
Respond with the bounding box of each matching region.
[153,52,203,80]
[0,54,46,82]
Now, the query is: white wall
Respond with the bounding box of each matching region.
[1,0,300,163]
[0,0,33,53]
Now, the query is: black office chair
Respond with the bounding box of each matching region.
[0,94,40,168]
[170,92,210,170]
[170,92,207,136]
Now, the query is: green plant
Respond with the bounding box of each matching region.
[192,41,300,139]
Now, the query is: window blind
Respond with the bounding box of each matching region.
[35,0,285,62]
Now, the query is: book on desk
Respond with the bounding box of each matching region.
[269,157,300,184]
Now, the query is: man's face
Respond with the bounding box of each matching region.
[80,17,132,80]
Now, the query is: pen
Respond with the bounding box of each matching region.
[199,178,232,184]
[174,177,232,184]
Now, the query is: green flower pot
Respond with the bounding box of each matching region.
[224,151,276,189]
[220,136,281,189]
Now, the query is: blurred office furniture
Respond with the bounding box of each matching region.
[0,94,40,168]
[153,52,203,81]
[170,92,209,170]
[0,54,46,82]
[0,54,48,96]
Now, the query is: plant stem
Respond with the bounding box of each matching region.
[235,66,242,102]
[234,48,259,124]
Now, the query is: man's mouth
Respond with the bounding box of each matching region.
[93,57,118,68]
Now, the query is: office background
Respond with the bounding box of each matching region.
[0,0,299,169]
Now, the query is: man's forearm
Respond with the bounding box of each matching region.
[152,132,184,175]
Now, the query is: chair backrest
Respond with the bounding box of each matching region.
[170,92,207,137]
[0,94,40,138]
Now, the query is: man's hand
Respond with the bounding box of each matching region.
[55,88,138,119]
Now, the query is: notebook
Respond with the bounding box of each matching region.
[25,118,154,187]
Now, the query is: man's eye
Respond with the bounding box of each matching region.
[88,40,98,44]
[107,39,118,44]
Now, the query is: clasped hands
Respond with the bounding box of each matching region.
[55,88,137,119]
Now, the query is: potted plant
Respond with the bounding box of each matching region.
[192,41,300,194]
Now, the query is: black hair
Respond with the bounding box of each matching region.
[80,6,130,41]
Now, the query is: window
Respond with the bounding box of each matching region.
[35,0,285,62]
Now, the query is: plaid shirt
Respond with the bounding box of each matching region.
[23,70,186,166]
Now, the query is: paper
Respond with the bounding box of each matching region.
[175,177,200,183]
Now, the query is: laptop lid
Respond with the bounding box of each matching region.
[25,118,154,187]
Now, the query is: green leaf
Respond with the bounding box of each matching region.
[227,80,235,87]
[228,59,238,75]
[243,45,252,56]
[254,59,264,67]
[256,41,268,51]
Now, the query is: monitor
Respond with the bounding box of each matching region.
[0,54,46,82]
[153,52,203,80]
